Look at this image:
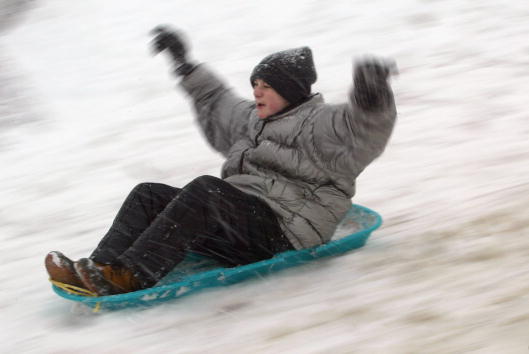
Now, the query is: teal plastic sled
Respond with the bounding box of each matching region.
[52,204,382,310]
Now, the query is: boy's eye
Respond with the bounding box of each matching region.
[252,81,271,89]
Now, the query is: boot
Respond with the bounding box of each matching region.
[74,258,141,296]
[45,251,84,288]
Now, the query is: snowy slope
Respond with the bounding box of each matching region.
[1,0,529,352]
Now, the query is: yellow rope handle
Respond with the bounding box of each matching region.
[50,279,102,312]
[49,279,98,297]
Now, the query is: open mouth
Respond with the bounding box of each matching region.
[256,103,265,108]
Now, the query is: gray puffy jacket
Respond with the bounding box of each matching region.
[181,65,396,250]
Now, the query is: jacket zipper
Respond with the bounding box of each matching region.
[254,120,267,145]
[239,120,267,174]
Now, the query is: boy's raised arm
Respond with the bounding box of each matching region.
[151,26,253,156]
[307,57,397,177]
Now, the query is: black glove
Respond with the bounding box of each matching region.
[150,26,196,76]
[353,57,397,112]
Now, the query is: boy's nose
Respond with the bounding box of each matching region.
[253,87,263,98]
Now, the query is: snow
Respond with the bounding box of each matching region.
[1,0,529,352]
[49,251,62,267]
[141,294,159,302]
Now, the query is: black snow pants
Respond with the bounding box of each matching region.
[89,175,293,289]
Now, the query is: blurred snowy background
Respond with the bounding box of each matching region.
[1,0,528,353]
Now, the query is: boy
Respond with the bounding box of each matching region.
[46,26,397,295]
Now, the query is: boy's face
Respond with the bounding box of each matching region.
[253,79,289,119]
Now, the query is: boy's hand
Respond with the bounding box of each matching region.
[353,57,397,112]
[150,26,187,59]
[150,26,195,76]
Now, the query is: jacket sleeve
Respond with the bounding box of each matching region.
[308,87,397,179]
[179,65,255,157]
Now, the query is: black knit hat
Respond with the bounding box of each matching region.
[250,47,317,105]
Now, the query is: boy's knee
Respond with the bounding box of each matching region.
[132,182,153,193]
[134,182,171,192]
[187,175,220,189]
